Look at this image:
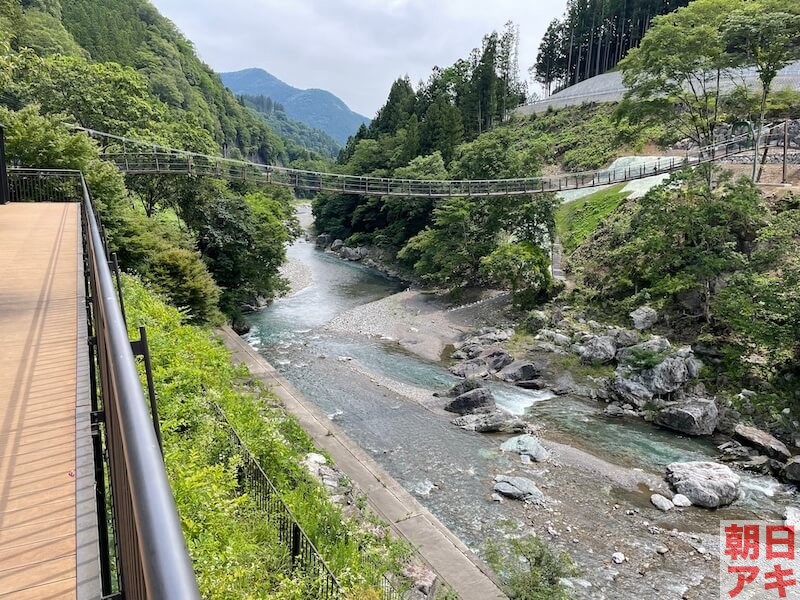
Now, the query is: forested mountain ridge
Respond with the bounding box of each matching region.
[221,68,370,145]
[239,93,341,159]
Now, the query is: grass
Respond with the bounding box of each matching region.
[555,184,631,254]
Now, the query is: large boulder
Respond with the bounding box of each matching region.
[493,475,546,504]
[340,246,368,261]
[437,379,483,398]
[639,357,690,395]
[665,461,741,508]
[444,388,495,415]
[782,457,800,483]
[630,306,658,330]
[734,424,791,460]
[611,328,641,348]
[499,361,541,383]
[616,337,672,365]
[655,398,718,436]
[579,336,617,364]
[452,342,485,360]
[449,358,489,379]
[609,376,653,407]
[500,434,550,462]
[452,411,528,434]
[315,233,332,248]
[330,238,344,251]
[481,347,514,372]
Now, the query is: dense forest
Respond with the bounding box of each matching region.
[533,0,691,95]
[238,93,341,160]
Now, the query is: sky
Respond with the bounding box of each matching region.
[149,0,566,118]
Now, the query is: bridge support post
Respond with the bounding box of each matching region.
[0,124,9,205]
[784,120,789,184]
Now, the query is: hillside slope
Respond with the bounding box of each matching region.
[221,68,370,145]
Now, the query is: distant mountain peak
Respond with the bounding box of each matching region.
[220,68,370,145]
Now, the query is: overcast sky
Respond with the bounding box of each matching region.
[149,0,566,117]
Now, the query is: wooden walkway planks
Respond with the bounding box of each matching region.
[0,203,81,599]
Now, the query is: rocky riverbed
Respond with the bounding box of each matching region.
[247,236,799,600]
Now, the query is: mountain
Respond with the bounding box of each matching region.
[220,68,370,145]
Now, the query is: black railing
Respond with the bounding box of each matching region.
[6,167,201,600]
[214,406,343,599]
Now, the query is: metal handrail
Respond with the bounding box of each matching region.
[6,166,202,599]
[80,174,201,599]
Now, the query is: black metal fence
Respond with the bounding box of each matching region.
[5,166,201,599]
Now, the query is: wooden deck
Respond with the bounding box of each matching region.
[0,203,93,599]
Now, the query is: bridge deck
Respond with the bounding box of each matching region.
[0,203,91,599]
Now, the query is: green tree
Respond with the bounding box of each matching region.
[480,242,552,308]
[723,5,800,179]
[420,95,463,164]
[619,0,741,147]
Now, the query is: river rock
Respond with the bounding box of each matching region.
[734,424,791,460]
[630,306,658,330]
[537,329,572,346]
[516,379,549,390]
[612,552,626,564]
[315,233,332,248]
[500,434,550,462]
[605,404,626,417]
[609,376,653,407]
[493,475,546,504]
[330,238,344,251]
[672,494,692,507]
[665,461,740,508]
[449,358,489,379]
[444,388,495,415]
[452,342,485,360]
[339,246,368,261]
[612,328,641,348]
[481,347,514,372]
[654,398,718,435]
[452,411,528,434]
[781,456,800,482]
[437,379,483,398]
[499,361,541,383]
[579,336,617,364]
[525,310,549,332]
[616,337,672,365]
[640,357,690,395]
[650,493,674,511]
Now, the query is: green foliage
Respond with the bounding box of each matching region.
[485,535,574,600]
[13,8,87,57]
[122,276,409,598]
[556,184,631,253]
[480,242,552,308]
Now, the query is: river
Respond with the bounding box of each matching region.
[244,234,797,599]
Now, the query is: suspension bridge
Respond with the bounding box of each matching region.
[70,123,794,198]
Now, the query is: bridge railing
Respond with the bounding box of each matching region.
[83,121,786,198]
[7,167,202,600]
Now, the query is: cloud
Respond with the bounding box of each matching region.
[150,0,565,117]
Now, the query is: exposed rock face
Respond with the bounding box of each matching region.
[449,358,489,379]
[655,398,718,436]
[666,461,741,508]
[650,493,674,511]
[579,336,617,364]
[451,411,528,433]
[444,388,495,415]
[500,434,550,462]
[782,457,800,482]
[630,306,658,330]
[499,361,541,383]
[734,424,791,460]
[493,475,546,504]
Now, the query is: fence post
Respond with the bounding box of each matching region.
[0,124,9,205]
[784,120,789,184]
[290,523,301,569]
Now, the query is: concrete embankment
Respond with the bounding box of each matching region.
[217,325,507,600]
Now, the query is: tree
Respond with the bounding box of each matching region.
[480,242,552,308]
[723,6,800,179]
[619,0,742,148]
[370,77,416,136]
[534,20,565,95]
[420,95,463,163]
